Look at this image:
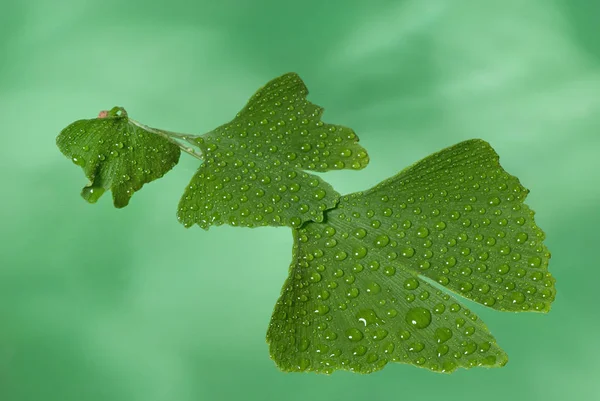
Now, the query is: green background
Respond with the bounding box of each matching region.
[1,0,599,400]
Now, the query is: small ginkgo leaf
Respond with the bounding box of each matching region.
[56,107,181,208]
[177,72,369,229]
[266,139,554,374]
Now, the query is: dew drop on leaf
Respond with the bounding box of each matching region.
[405,307,432,329]
[345,328,364,342]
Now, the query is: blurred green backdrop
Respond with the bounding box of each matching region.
[1,0,599,400]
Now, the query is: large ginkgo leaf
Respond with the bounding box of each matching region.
[267,139,555,373]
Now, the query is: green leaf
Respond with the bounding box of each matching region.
[56,107,181,208]
[267,139,555,374]
[177,72,369,229]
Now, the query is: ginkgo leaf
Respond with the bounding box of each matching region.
[266,139,555,374]
[177,73,369,229]
[56,107,181,207]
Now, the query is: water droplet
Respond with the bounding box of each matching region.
[356,309,380,326]
[416,227,430,238]
[314,189,326,200]
[510,291,525,304]
[405,307,432,329]
[372,328,388,341]
[386,309,398,318]
[433,303,445,314]
[403,278,419,290]
[437,344,450,357]
[463,341,477,355]
[408,342,424,352]
[497,264,510,275]
[297,338,310,351]
[81,186,105,203]
[368,261,380,271]
[383,342,395,354]
[528,256,542,268]
[434,327,453,343]
[345,328,364,342]
[309,272,322,283]
[324,330,337,341]
[516,232,529,244]
[353,246,368,259]
[374,235,389,247]
[352,345,367,356]
[489,197,501,206]
[71,156,85,167]
[325,239,337,248]
[366,282,381,294]
[315,305,330,315]
[445,256,457,267]
[399,330,411,340]
[298,358,310,370]
[464,326,475,336]
[353,228,367,238]
[383,265,396,276]
[401,247,415,258]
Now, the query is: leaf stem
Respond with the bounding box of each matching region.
[128,118,204,161]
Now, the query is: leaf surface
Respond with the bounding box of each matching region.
[177,73,369,229]
[267,139,555,373]
[56,107,180,207]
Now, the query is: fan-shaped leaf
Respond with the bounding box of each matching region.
[56,107,181,207]
[267,139,554,373]
[177,73,369,229]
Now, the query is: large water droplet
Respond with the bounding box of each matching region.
[374,235,390,247]
[405,307,432,329]
[434,327,453,343]
[353,228,367,238]
[401,247,415,258]
[510,291,525,304]
[345,328,364,342]
[416,227,430,238]
[371,328,388,341]
[366,282,381,294]
[71,156,86,167]
[528,256,542,268]
[81,186,105,203]
[403,278,419,290]
[353,246,368,259]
